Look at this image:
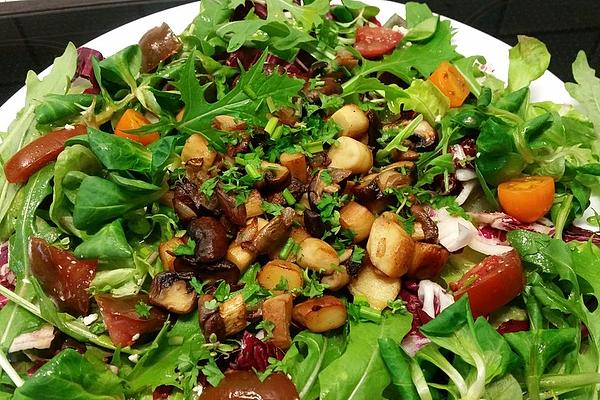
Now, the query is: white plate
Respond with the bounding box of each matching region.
[0,0,596,227]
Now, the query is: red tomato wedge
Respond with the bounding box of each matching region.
[450,251,525,318]
[29,237,97,316]
[114,109,160,145]
[4,124,87,183]
[96,294,167,347]
[498,176,555,223]
[354,26,403,59]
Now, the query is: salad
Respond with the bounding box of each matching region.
[0,0,600,399]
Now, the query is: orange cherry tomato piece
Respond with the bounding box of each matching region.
[451,251,525,318]
[498,175,555,223]
[429,61,470,107]
[114,109,160,145]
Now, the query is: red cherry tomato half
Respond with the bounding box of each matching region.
[29,237,97,316]
[354,26,403,59]
[4,124,88,183]
[450,251,525,318]
[95,294,167,347]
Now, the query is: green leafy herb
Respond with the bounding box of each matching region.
[256,320,276,340]
[214,281,231,302]
[261,201,284,217]
[190,277,206,295]
[135,301,153,319]
[173,239,196,256]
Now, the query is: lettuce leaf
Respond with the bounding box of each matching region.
[565,51,600,133]
[507,35,550,92]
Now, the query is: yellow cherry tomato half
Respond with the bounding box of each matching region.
[114,109,160,145]
[498,176,555,223]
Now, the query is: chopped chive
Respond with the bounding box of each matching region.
[359,306,383,323]
[305,141,323,154]
[271,125,284,140]
[264,117,279,135]
[282,188,296,205]
[279,238,295,260]
[235,155,247,166]
[245,164,262,180]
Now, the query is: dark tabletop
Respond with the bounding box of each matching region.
[0,0,599,105]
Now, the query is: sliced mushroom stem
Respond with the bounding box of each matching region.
[348,260,401,310]
[181,134,217,170]
[366,212,415,278]
[280,152,309,183]
[339,201,375,243]
[330,104,369,139]
[297,238,340,274]
[292,296,348,333]
[257,260,304,294]
[407,242,449,280]
[159,237,185,271]
[262,294,293,350]
[245,190,264,219]
[219,294,247,336]
[327,136,373,175]
[321,268,351,291]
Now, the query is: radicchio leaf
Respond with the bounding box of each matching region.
[76,47,104,94]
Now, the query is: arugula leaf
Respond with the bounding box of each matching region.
[343,19,458,88]
[12,349,125,400]
[265,0,329,30]
[565,51,600,132]
[507,35,550,92]
[319,313,412,399]
[176,51,304,151]
[282,330,347,400]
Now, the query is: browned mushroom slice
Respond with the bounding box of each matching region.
[366,110,381,149]
[409,120,438,151]
[352,173,382,204]
[197,260,241,284]
[308,168,352,208]
[219,294,247,336]
[375,161,416,192]
[148,272,198,314]
[410,204,438,243]
[407,242,449,280]
[261,161,291,190]
[216,187,247,226]
[303,209,326,239]
[252,207,295,255]
[187,217,229,263]
[139,23,182,73]
[198,294,226,340]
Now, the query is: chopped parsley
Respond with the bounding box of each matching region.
[135,301,152,319]
[173,239,196,256]
[261,201,284,217]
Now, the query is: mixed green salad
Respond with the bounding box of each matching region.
[0,0,600,399]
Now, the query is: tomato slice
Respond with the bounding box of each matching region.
[450,251,525,318]
[114,109,160,145]
[429,61,470,107]
[354,26,403,59]
[4,124,87,183]
[29,237,97,316]
[498,176,555,223]
[96,294,167,347]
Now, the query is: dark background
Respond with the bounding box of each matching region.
[0,0,599,105]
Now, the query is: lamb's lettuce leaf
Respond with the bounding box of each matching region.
[12,349,125,400]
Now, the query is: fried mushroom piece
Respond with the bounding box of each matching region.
[148,272,197,314]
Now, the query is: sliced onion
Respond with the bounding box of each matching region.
[400,333,430,357]
[468,235,513,255]
[435,209,478,252]
[9,325,55,353]
[418,280,454,319]
[455,168,477,182]
[455,181,477,206]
